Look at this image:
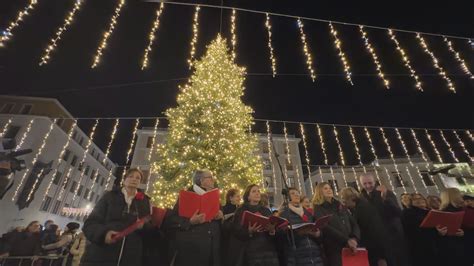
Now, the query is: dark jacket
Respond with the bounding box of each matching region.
[279,206,323,266]
[361,188,410,266]
[164,186,221,266]
[463,206,474,265]
[223,203,238,215]
[350,198,391,265]
[436,204,469,266]
[3,231,41,266]
[227,203,279,266]
[81,188,152,266]
[314,200,360,266]
[401,206,439,266]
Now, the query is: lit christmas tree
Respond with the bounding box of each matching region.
[152,35,263,208]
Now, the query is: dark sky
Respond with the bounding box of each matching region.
[1,0,473,168]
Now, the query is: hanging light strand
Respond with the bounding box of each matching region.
[333,126,349,187]
[42,121,77,201]
[452,130,473,163]
[395,128,426,193]
[297,18,316,81]
[424,129,444,163]
[265,13,277,77]
[443,37,473,79]
[12,118,55,201]
[15,119,35,151]
[91,0,126,68]
[299,123,313,193]
[388,29,423,91]
[283,123,301,191]
[0,0,39,48]
[329,22,353,85]
[87,119,120,199]
[265,121,278,194]
[466,131,474,142]
[145,118,160,193]
[363,127,389,189]
[380,128,408,193]
[187,5,201,69]
[230,8,237,61]
[439,130,459,163]
[316,124,338,194]
[416,33,456,93]
[141,2,165,70]
[348,126,366,172]
[39,0,84,65]
[122,118,141,180]
[359,26,389,89]
[0,118,13,137]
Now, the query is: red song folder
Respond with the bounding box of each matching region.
[240,211,289,230]
[342,248,369,266]
[291,215,333,232]
[112,216,149,242]
[420,210,465,235]
[178,189,220,222]
[151,207,167,228]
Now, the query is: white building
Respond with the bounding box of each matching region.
[130,128,305,209]
[0,96,117,233]
[304,154,474,199]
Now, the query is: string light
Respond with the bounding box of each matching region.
[395,128,426,193]
[265,13,277,77]
[363,127,390,189]
[348,126,367,173]
[297,18,316,81]
[87,119,119,199]
[266,121,278,195]
[91,0,126,68]
[42,121,77,201]
[329,22,353,85]
[24,119,58,202]
[59,119,99,200]
[388,29,423,91]
[409,129,440,192]
[299,123,313,193]
[230,8,237,61]
[316,124,338,194]
[141,2,165,70]
[333,126,348,187]
[443,37,473,79]
[466,130,474,142]
[145,118,160,193]
[438,130,459,163]
[39,0,84,65]
[452,130,473,163]
[283,123,301,191]
[416,33,456,93]
[11,118,52,201]
[359,26,389,89]
[0,0,39,48]
[122,118,140,180]
[0,118,13,137]
[187,5,200,69]
[70,119,100,202]
[380,128,408,193]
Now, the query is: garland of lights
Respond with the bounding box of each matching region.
[297,18,316,81]
[359,26,389,89]
[443,37,473,79]
[329,22,353,85]
[452,130,473,163]
[0,118,13,137]
[122,118,141,180]
[265,13,277,77]
[42,121,77,201]
[142,2,165,69]
[333,126,349,187]
[187,5,200,69]
[230,8,237,61]
[266,121,278,194]
[299,123,313,193]
[0,0,39,48]
[363,127,391,189]
[409,129,440,192]
[39,0,84,65]
[145,118,160,193]
[380,128,408,193]
[316,124,338,194]
[283,123,302,191]
[348,126,367,173]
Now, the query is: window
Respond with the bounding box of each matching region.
[95,174,100,184]
[56,118,65,127]
[84,189,90,199]
[261,143,270,154]
[78,137,84,146]
[78,185,84,196]
[100,177,105,187]
[456,177,466,186]
[70,181,77,193]
[52,200,61,214]
[420,171,435,186]
[146,136,154,148]
[90,170,96,180]
[264,175,273,188]
[263,159,272,170]
[52,171,63,185]
[3,126,21,139]
[84,165,90,176]
[392,172,407,188]
[90,192,95,201]
[286,162,294,171]
[71,155,78,167]
[91,149,96,157]
[287,176,295,187]
[78,162,84,171]
[62,149,71,162]
[20,104,33,114]
[72,131,77,141]
[41,196,52,211]
[1,103,15,113]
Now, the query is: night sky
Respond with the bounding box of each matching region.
[1,0,473,170]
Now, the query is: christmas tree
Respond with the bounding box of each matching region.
[152,35,263,208]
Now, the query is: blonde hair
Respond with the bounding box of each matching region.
[340,187,360,202]
[312,182,331,206]
[440,187,463,210]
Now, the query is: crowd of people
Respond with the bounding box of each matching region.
[0,168,472,266]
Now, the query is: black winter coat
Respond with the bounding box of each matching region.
[436,204,469,266]
[81,188,152,266]
[3,231,41,266]
[313,200,360,266]
[227,203,279,266]
[279,206,323,266]
[401,206,439,266]
[164,187,221,266]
